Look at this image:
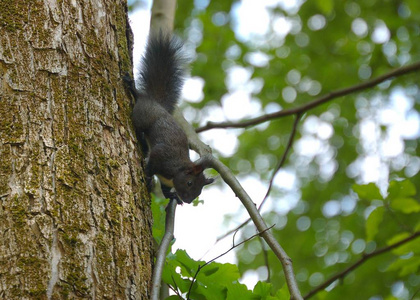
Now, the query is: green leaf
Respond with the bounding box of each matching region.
[163,249,244,300]
[388,180,416,199]
[163,271,191,294]
[271,284,290,300]
[203,265,219,276]
[193,284,226,300]
[197,262,240,286]
[366,206,385,241]
[192,199,205,206]
[387,232,420,256]
[390,197,420,214]
[161,256,191,293]
[387,232,411,245]
[253,281,273,298]
[175,249,202,277]
[353,183,383,201]
[393,239,420,256]
[226,282,256,300]
[387,255,420,276]
[162,250,204,294]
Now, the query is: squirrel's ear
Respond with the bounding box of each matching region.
[204,178,214,185]
[193,155,212,170]
[191,164,204,174]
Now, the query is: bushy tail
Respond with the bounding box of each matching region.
[137,32,186,114]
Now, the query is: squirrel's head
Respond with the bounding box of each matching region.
[173,160,214,203]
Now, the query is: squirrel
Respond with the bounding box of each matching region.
[125,32,214,204]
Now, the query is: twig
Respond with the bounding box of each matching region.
[261,113,302,207]
[304,231,420,299]
[196,61,420,133]
[232,227,241,245]
[151,199,177,300]
[168,281,183,299]
[187,225,275,299]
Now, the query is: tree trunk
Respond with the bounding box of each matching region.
[0,1,153,299]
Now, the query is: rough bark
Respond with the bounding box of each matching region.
[0,1,153,299]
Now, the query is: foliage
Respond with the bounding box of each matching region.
[143,0,420,299]
[159,248,290,299]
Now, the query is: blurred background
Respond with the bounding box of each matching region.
[128,0,420,299]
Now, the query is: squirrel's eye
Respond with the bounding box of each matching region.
[187,181,193,187]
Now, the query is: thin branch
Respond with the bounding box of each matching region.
[175,111,303,299]
[168,281,183,299]
[304,231,420,299]
[150,0,177,32]
[196,61,420,133]
[187,225,275,300]
[210,158,303,300]
[151,199,177,300]
[232,226,240,246]
[261,113,302,206]
[215,113,301,243]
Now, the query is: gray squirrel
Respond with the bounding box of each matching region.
[125,33,214,204]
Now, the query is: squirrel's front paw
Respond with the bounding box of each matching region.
[161,184,183,205]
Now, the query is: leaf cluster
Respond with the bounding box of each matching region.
[162,249,289,300]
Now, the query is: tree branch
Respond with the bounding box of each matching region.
[196,61,420,133]
[151,199,177,300]
[304,231,420,299]
[150,0,177,32]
